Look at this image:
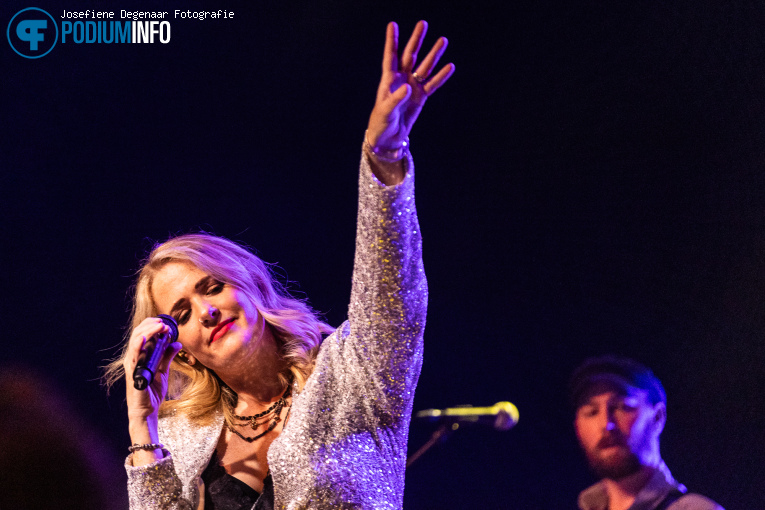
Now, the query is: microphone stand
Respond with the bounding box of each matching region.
[406,422,460,468]
[407,402,518,467]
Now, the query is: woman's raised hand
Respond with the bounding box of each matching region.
[366,21,455,155]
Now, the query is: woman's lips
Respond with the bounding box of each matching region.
[210,318,235,343]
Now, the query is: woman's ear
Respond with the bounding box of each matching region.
[177,350,197,367]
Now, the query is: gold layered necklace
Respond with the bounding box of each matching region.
[227,386,291,443]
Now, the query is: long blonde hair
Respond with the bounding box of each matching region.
[104,234,333,426]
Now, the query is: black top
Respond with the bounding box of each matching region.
[201,450,274,510]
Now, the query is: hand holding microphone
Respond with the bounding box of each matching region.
[132,314,179,390]
[124,315,180,466]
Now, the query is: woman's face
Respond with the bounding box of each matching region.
[150,261,267,374]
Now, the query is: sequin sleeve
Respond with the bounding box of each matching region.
[267,146,427,508]
[125,411,221,509]
[124,453,191,509]
[346,148,428,423]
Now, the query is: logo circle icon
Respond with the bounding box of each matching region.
[7,7,58,59]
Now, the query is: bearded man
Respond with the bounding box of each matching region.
[570,356,724,510]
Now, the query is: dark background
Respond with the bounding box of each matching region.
[3,0,764,508]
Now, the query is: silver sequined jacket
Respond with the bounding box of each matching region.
[125,150,427,509]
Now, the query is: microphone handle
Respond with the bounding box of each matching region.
[133,314,179,391]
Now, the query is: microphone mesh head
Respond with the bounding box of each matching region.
[492,402,519,431]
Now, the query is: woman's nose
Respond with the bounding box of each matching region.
[198,305,220,326]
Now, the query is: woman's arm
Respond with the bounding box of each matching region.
[345,21,454,420]
[121,319,190,509]
[123,318,182,466]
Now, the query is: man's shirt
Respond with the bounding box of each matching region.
[578,462,724,510]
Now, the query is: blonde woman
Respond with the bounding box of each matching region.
[104,20,454,509]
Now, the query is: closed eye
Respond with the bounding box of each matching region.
[579,406,599,418]
[175,308,191,325]
[207,281,225,295]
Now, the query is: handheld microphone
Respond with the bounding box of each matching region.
[133,314,179,391]
[415,401,519,431]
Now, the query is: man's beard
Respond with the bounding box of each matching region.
[585,434,643,481]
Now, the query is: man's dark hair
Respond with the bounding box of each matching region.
[569,355,667,410]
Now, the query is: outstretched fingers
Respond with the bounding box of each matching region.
[382,22,399,74]
[422,62,456,96]
[400,20,427,72]
[414,36,449,83]
[369,20,453,149]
